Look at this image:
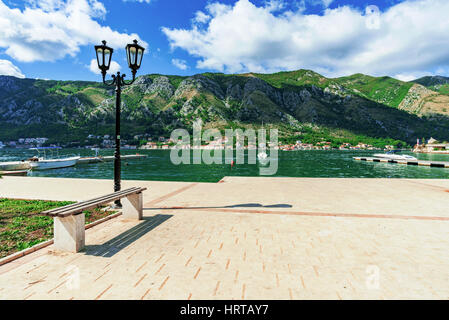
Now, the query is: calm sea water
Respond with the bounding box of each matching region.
[1,148,448,182]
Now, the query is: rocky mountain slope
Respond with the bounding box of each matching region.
[0,70,449,146]
[413,75,449,89]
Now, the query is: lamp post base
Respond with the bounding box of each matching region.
[112,200,122,209]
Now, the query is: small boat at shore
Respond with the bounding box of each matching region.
[28,147,80,171]
[373,151,417,161]
[29,156,80,170]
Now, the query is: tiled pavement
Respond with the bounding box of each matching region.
[0,176,448,299]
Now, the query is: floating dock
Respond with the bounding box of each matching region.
[354,157,449,168]
[77,154,147,164]
[102,154,147,162]
[0,161,30,171]
[0,154,147,170]
[76,157,102,164]
[0,170,28,176]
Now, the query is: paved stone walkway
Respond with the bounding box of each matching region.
[0,176,448,299]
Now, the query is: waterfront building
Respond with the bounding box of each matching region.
[413,137,449,153]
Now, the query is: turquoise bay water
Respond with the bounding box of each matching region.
[1,148,449,182]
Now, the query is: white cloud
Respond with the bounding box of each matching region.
[171,58,188,70]
[162,0,449,78]
[0,0,147,63]
[122,0,151,3]
[193,11,211,24]
[294,0,334,10]
[395,72,431,82]
[316,0,334,8]
[0,59,25,78]
[89,59,121,75]
[25,0,65,11]
[264,0,286,12]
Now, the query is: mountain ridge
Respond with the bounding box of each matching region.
[1,70,449,147]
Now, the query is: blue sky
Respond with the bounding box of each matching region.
[0,0,448,81]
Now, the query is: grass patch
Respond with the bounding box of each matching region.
[0,198,116,259]
[434,84,449,95]
[335,74,413,108]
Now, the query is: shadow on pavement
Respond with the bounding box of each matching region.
[84,214,172,258]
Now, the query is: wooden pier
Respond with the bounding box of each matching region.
[354,157,449,168]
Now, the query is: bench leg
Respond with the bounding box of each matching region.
[54,214,85,253]
[122,192,143,220]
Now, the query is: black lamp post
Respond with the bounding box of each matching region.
[94,39,145,208]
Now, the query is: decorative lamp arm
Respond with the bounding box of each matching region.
[120,70,137,87]
[101,72,136,87]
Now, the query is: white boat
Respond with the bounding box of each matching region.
[0,161,30,171]
[373,151,417,161]
[28,147,80,170]
[28,156,80,170]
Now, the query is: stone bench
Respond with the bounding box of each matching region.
[42,187,147,253]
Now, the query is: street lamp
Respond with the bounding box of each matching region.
[94,39,145,208]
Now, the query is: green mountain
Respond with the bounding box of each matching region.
[412,75,449,95]
[1,70,449,147]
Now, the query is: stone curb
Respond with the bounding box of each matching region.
[0,211,122,267]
